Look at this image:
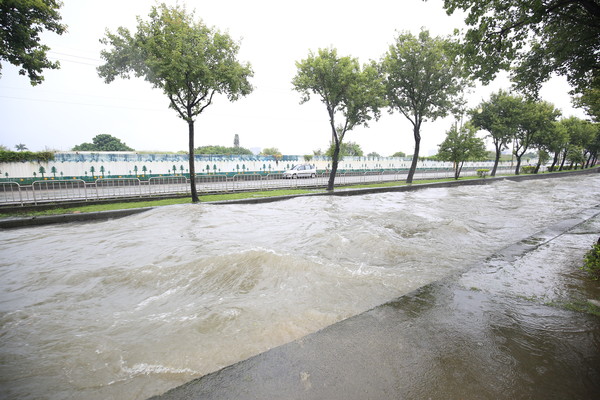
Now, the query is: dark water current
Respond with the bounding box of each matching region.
[1,175,599,399]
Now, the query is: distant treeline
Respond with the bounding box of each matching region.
[195,145,253,155]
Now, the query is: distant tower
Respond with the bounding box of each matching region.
[234,134,240,148]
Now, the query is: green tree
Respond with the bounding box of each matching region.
[534,149,551,173]
[586,124,600,167]
[574,85,600,122]
[50,165,57,177]
[325,141,364,157]
[560,117,598,169]
[98,3,253,203]
[367,152,381,158]
[99,165,105,177]
[391,151,406,158]
[382,30,468,184]
[436,123,487,179]
[90,166,95,177]
[292,48,384,191]
[469,90,522,176]
[440,0,600,97]
[0,0,67,85]
[547,121,570,171]
[513,100,561,174]
[260,147,282,158]
[72,134,134,151]
[15,143,27,151]
[38,166,46,178]
[567,145,586,169]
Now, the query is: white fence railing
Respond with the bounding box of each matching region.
[0,166,518,206]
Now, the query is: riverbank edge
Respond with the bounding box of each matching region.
[149,205,600,400]
[1,167,598,229]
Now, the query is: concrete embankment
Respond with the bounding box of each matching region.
[150,205,600,400]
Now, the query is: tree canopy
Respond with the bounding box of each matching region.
[98,3,253,202]
[437,123,487,179]
[260,147,282,158]
[72,134,134,152]
[469,90,522,176]
[292,47,384,190]
[0,0,67,85]
[441,0,600,97]
[382,29,468,183]
[325,141,364,158]
[512,100,561,174]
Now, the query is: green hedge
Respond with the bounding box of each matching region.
[520,165,536,174]
[476,169,489,178]
[581,239,600,280]
[0,151,55,163]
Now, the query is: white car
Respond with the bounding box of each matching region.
[283,164,317,178]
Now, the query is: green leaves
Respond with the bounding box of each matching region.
[382,30,468,125]
[0,0,67,85]
[441,0,600,96]
[292,47,385,137]
[292,47,385,190]
[97,2,254,202]
[437,123,487,179]
[98,3,253,123]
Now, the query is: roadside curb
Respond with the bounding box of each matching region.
[0,208,151,229]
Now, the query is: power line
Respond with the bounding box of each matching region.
[48,51,102,62]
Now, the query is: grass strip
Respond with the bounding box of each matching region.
[0,189,321,217]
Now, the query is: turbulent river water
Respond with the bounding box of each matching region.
[1,174,599,399]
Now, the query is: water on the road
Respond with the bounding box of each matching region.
[1,175,599,399]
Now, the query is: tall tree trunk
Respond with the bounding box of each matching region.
[534,158,542,174]
[491,146,501,177]
[328,142,340,191]
[515,155,522,175]
[455,161,464,180]
[188,120,199,203]
[550,150,559,171]
[327,117,340,191]
[406,121,421,184]
[585,153,592,168]
[559,149,568,171]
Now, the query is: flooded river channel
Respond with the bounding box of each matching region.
[1,174,600,399]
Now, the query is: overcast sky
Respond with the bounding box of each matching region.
[0,0,587,156]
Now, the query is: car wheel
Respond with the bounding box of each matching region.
[292,174,297,179]
[311,173,316,178]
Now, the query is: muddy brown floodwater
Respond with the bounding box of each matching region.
[1,174,599,399]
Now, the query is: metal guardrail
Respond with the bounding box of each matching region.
[0,166,528,206]
[32,179,88,205]
[0,182,23,205]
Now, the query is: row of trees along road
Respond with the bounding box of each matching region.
[292,30,468,190]
[470,91,599,177]
[3,2,598,200]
